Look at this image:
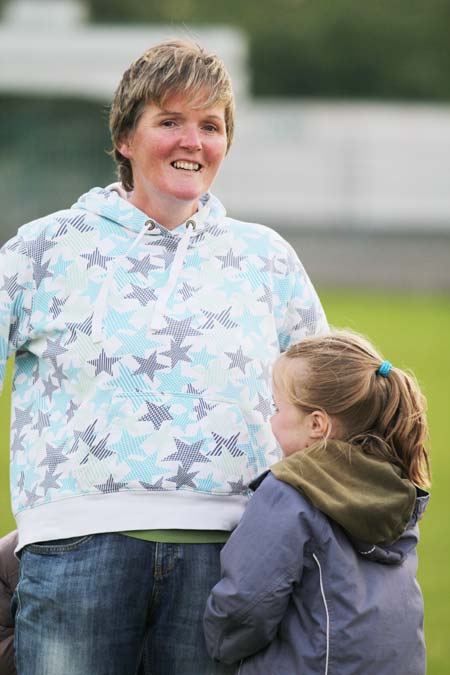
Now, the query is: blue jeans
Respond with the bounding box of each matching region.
[13,533,235,675]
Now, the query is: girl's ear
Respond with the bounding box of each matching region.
[309,410,330,439]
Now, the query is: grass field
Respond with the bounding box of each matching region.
[0,289,449,672]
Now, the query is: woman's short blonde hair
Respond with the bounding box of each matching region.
[273,329,431,487]
[109,39,235,191]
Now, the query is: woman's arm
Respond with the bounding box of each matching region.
[203,474,310,665]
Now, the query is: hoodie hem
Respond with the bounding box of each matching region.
[15,490,248,552]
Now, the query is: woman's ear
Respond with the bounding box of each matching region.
[309,410,330,439]
[117,134,132,159]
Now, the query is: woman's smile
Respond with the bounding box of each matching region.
[118,94,228,228]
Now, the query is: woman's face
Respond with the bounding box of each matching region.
[118,93,228,222]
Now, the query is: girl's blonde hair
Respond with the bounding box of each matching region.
[273,330,430,487]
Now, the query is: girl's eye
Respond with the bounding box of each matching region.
[203,124,218,132]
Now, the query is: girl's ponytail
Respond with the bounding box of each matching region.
[276,330,431,488]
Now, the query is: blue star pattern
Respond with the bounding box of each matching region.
[0,185,327,531]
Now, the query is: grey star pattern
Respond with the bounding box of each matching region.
[139,401,173,430]
[292,306,318,334]
[55,213,94,239]
[12,405,33,431]
[32,409,51,435]
[133,352,167,381]
[161,340,192,368]
[124,284,157,306]
[40,470,62,495]
[17,471,25,492]
[52,363,68,387]
[42,336,68,369]
[155,249,176,270]
[255,393,272,421]
[257,284,273,312]
[80,433,113,465]
[228,477,246,494]
[225,346,252,374]
[33,260,52,288]
[55,213,93,237]
[50,295,68,319]
[127,255,159,277]
[25,485,40,507]
[11,432,26,456]
[154,316,202,345]
[88,348,120,376]
[216,249,245,270]
[140,477,164,491]
[193,398,218,421]
[66,400,79,422]
[42,375,58,401]
[65,314,93,345]
[201,307,238,330]
[209,432,244,458]
[81,248,113,270]
[258,256,281,274]
[25,231,56,264]
[71,420,97,453]
[1,273,25,300]
[94,475,127,493]
[178,283,200,301]
[164,439,209,470]
[38,442,68,474]
[167,464,198,489]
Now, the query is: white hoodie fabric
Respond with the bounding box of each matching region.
[0,185,328,550]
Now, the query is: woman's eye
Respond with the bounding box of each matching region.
[161,120,176,128]
[203,124,217,132]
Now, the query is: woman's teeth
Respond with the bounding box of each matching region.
[172,161,201,171]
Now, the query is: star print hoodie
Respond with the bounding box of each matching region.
[0,184,327,550]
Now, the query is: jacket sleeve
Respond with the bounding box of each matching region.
[276,241,328,352]
[0,531,19,675]
[204,474,311,665]
[0,235,34,393]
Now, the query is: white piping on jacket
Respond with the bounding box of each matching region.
[313,552,330,675]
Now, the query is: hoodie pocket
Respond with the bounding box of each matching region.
[104,391,257,495]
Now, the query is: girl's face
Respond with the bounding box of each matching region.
[270,357,330,458]
[270,382,314,458]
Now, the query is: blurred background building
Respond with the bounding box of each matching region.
[0,0,449,289]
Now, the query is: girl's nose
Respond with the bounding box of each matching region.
[180,125,201,151]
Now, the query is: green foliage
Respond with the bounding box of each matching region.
[0,290,449,672]
[87,0,450,100]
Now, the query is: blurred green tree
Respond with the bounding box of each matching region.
[87,0,450,100]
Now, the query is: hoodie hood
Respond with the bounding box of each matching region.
[71,184,227,339]
[72,183,226,235]
[266,440,429,561]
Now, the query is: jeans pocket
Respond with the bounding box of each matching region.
[26,534,94,555]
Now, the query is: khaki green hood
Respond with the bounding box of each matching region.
[271,440,416,546]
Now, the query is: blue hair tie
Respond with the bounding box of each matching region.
[377,360,392,377]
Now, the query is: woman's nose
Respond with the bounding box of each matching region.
[180,125,201,151]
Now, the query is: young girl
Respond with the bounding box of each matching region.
[204,330,430,675]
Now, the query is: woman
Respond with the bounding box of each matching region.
[0,40,327,674]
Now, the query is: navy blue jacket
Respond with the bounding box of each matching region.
[204,458,428,674]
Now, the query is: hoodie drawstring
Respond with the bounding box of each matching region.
[92,218,196,343]
[149,220,196,331]
[92,219,155,343]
